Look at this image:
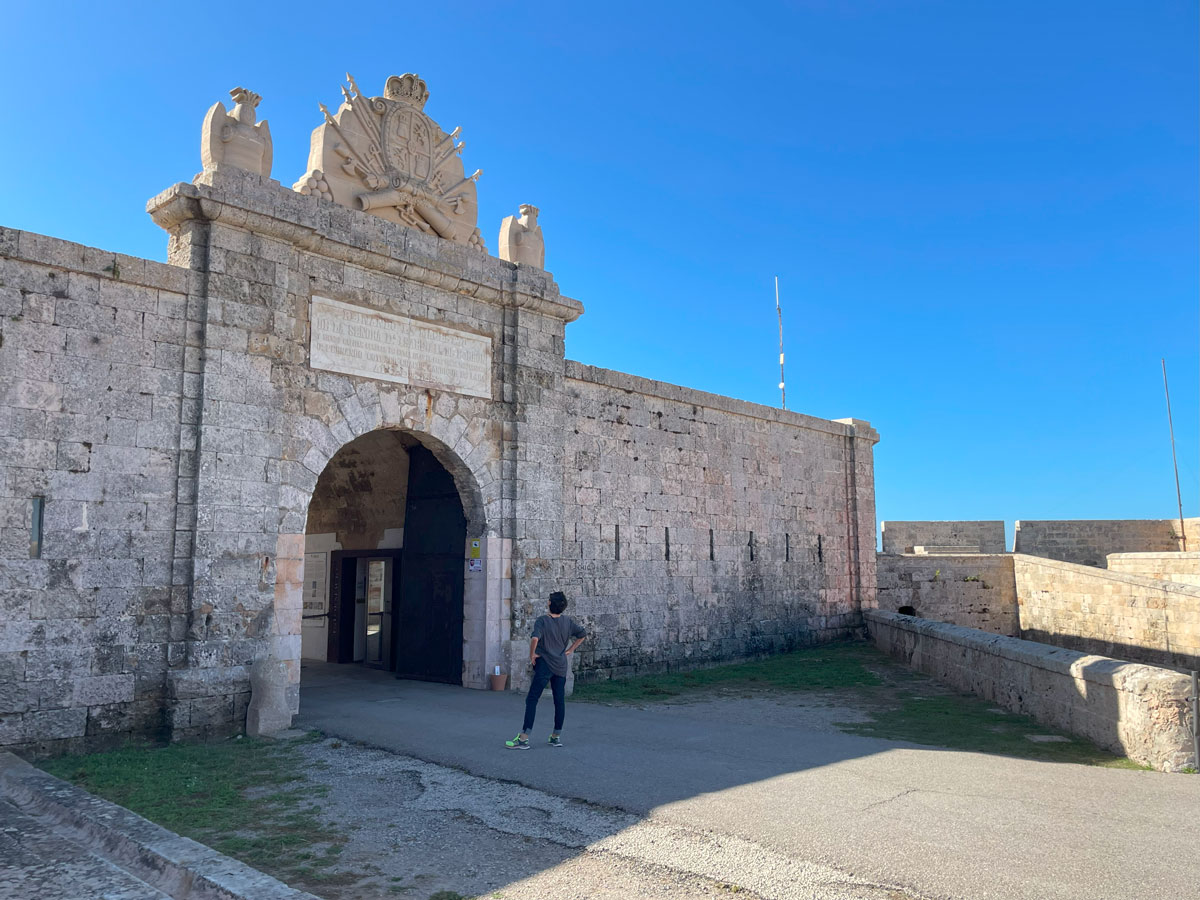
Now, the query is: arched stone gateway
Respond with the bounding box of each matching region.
[0,74,877,753]
[286,423,498,692]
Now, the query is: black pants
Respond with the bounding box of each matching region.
[522,657,566,733]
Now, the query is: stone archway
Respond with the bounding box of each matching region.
[294,426,487,686]
[271,394,509,713]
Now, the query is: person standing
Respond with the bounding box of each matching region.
[506,591,586,749]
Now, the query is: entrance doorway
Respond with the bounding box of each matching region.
[302,431,468,684]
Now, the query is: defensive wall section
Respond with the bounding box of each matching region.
[882,517,1199,563]
[865,610,1195,772]
[0,164,877,754]
[557,362,876,679]
[1012,555,1200,673]
[874,553,1200,672]
[1108,551,1200,587]
[1013,519,1189,567]
[874,554,1019,635]
[880,520,1005,554]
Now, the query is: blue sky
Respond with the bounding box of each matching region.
[2,1,1196,541]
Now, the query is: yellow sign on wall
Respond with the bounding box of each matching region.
[470,540,481,559]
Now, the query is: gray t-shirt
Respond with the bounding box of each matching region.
[532,614,586,677]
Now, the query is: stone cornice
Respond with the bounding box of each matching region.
[146,171,583,323]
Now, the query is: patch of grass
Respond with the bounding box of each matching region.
[573,641,882,704]
[40,733,352,890]
[840,694,1146,768]
[574,640,1146,769]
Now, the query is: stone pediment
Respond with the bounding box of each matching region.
[294,73,485,251]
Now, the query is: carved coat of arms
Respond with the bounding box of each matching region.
[294,74,485,251]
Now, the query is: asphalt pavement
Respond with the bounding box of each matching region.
[297,662,1200,900]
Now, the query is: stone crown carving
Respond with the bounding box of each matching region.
[201,87,272,177]
[294,73,485,251]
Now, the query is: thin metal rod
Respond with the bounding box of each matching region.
[1162,359,1187,551]
[775,276,786,410]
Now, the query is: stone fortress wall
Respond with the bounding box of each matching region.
[1107,551,1200,587]
[1013,518,1189,567]
[874,553,1019,635]
[0,76,878,755]
[550,363,876,680]
[0,233,199,756]
[875,518,1200,673]
[880,520,1005,554]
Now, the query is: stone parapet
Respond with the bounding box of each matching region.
[865,610,1196,772]
[1106,551,1200,587]
[1014,519,1183,567]
[880,520,1006,555]
[1012,553,1200,671]
[874,553,1018,635]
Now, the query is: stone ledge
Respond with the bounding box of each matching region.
[0,751,318,900]
[145,170,584,324]
[0,226,194,294]
[864,610,1196,772]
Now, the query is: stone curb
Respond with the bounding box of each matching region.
[0,751,320,900]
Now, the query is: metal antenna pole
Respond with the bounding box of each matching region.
[775,276,786,410]
[1162,358,1187,551]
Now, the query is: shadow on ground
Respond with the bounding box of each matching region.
[285,641,1198,900]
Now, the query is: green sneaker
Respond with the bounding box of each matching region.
[548,734,563,748]
[505,734,530,750]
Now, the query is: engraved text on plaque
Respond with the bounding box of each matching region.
[309,296,492,399]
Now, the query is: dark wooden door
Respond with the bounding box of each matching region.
[395,445,466,684]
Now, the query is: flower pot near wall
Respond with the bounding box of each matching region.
[489,673,508,691]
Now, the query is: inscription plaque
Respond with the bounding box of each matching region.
[309,295,492,399]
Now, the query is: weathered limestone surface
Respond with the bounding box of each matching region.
[245,657,291,736]
[874,554,1018,635]
[0,229,200,758]
[873,551,1200,670]
[1107,551,1200,587]
[865,610,1195,772]
[880,520,1005,555]
[0,751,320,899]
[1014,518,1183,567]
[1012,554,1200,672]
[541,362,878,686]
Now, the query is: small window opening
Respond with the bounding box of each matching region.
[817,534,823,563]
[709,528,715,561]
[615,523,621,561]
[664,526,670,561]
[785,533,790,562]
[30,497,44,559]
[748,530,755,562]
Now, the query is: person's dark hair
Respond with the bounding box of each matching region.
[548,591,568,614]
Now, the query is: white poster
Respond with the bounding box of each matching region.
[302,551,328,626]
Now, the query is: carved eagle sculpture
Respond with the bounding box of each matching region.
[201,87,273,177]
